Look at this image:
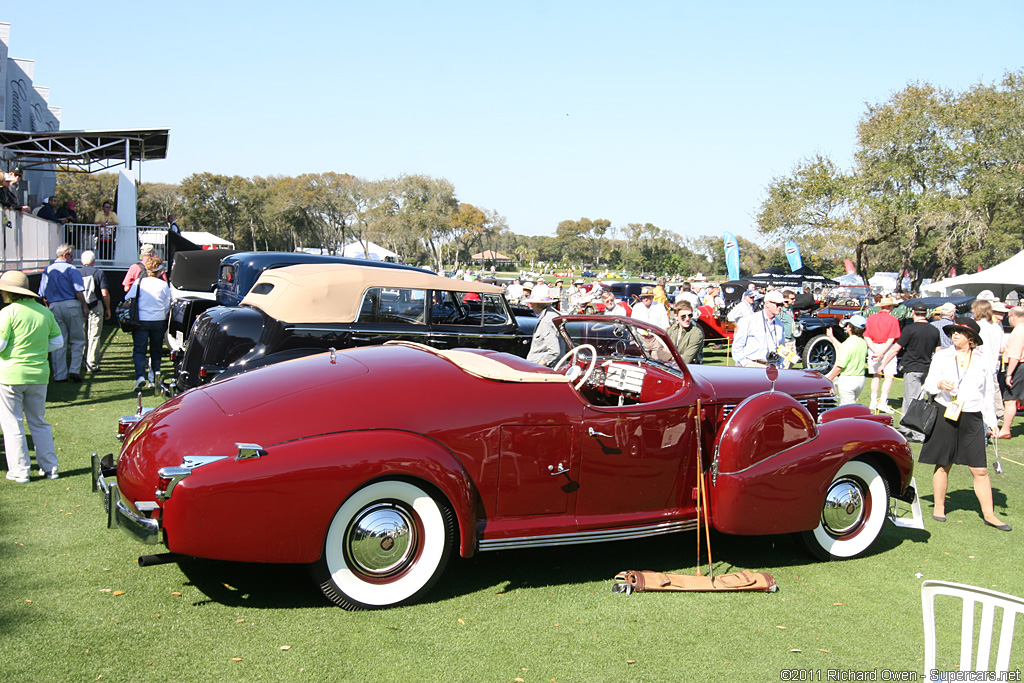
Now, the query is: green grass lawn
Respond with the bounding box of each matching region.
[2,328,1022,681]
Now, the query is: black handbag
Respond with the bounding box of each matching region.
[901,390,939,435]
[116,284,140,333]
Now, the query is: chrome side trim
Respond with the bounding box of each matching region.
[235,443,268,460]
[157,455,228,500]
[478,520,696,552]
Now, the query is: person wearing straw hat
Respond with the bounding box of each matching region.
[631,286,669,330]
[0,271,63,483]
[865,296,900,414]
[525,293,565,367]
[920,317,1009,531]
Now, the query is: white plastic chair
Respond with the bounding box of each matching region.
[922,579,1024,674]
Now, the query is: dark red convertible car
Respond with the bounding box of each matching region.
[92,317,916,609]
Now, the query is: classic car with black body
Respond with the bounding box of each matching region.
[167,251,424,357]
[175,264,537,391]
[94,316,916,610]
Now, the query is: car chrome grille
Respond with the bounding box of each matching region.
[721,395,839,421]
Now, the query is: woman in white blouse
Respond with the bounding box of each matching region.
[921,317,1010,531]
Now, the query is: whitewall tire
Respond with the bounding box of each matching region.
[315,480,454,610]
[801,459,889,561]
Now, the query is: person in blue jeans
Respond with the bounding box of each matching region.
[124,255,170,390]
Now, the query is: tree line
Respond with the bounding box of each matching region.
[757,69,1024,291]
[56,69,1022,282]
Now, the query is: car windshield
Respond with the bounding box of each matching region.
[557,317,682,375]
[823,286,871,306]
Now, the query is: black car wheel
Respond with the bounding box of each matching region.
[802,334,838,374]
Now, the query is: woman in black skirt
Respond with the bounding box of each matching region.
[921,317,1011,530]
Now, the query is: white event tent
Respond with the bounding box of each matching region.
[920,250,1024,298]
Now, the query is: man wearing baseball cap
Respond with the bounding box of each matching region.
[931,302,957,350]
[727,289,758,323]
[825,314,868,405]
[879,303,941,440]
[732,289,786,368]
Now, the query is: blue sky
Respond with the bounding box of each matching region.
[4,2,1022,240]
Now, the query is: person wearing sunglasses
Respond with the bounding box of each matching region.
[732,289,786,368]
[668,300,704,365]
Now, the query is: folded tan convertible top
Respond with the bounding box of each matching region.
[241,264,503,324]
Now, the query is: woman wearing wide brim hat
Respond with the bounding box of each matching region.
[0,270,64,483]
[920,317,1011,531]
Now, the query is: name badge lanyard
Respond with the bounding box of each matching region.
[945,352,972,421]
[762,313,779,358]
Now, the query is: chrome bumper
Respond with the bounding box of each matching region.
[90,452,161,545]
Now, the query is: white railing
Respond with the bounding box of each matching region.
[1,209,168,271]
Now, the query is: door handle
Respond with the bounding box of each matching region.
[547,463,568,476]
[588,427,613,439]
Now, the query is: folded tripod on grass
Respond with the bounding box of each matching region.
[612,399,778,595]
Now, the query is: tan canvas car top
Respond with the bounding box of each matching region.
[384,341,571,383]
[240,264,504,324]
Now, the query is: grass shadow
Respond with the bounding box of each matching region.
[175,558,331,610]
[89,518,942,612]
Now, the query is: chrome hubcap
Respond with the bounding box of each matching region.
[821,477,865,535]
[346,503,416,577]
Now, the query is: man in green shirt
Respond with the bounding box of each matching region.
[0,271,64,483]
[668,300,705,364]
[825,315,869,406]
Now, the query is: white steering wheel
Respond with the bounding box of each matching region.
[553,344,598,389]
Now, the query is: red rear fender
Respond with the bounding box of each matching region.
[161,430,478,563]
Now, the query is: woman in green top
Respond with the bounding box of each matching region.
[0,271,63,483]
[825,314,868,406]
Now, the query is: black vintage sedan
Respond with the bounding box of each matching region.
[175,264,537,391]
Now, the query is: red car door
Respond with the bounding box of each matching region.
[574,404,697,528]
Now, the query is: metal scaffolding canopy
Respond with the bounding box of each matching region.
[0,127,170,173]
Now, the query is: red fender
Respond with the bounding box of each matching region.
[161,430,478,563]
[708,392,912,535]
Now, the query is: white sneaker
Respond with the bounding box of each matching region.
[869,399,878,412]
[877,403,894,414]
[134,377,148,391]
[38,469,59,479]
[6,473,30,483]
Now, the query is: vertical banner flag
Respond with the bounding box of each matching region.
[844,259,856,274]
[723,232,739,282]
[784,240,803,272]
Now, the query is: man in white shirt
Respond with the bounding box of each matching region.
[631,286,669,329]
[505,279,524,302]
[601,290,628,316]
[727,289,758,323]
[674,282,701,311]
[732,289,786,368]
